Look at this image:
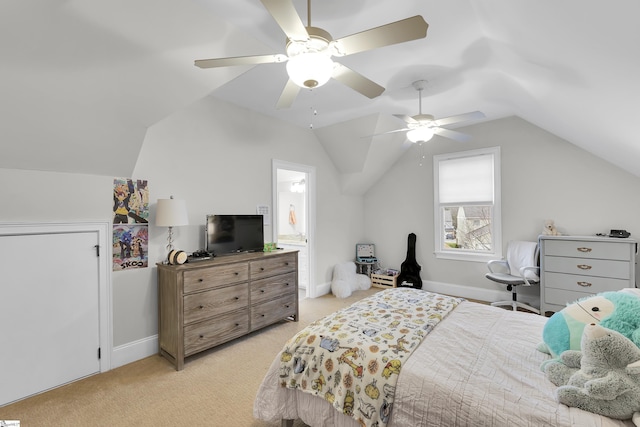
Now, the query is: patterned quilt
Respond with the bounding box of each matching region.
[279,288,464,427]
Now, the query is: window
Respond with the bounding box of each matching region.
[433,147,501,261]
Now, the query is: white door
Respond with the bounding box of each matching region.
[0,231,101,405]
[272,160,316,298]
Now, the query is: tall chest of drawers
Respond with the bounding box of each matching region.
[539,235,636,315]
[157,250,298,370]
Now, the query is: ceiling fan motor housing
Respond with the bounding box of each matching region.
[286,27,334,88]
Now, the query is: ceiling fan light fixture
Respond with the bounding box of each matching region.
[286,51,334,89]
[407,127,435,143]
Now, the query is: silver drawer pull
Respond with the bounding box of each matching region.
[577,281,592,287]
[577,247,592,253]
[577,264,592,270]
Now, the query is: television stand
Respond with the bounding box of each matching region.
[157,250,299,370]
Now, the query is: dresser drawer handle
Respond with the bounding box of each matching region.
[199,334,204,339]
[577,247,592,253]
[577,281,592,287]
[199,305,204,309]
[285,262,289,266]
[285,305,290,308]
[234,272,239,276]
[577,264,592,270]
[198,278,204,282]
[260,289,265,293]
[260,267,265,271]
[234,296,239,300]
[261,314,265,317]
[235,323,240,327]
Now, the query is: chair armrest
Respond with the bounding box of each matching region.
[519,266,540,286]
[487,259,509,274]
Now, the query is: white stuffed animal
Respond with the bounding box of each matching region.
[330,261,371,298]
[542,219,560,236]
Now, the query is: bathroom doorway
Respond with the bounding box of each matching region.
[272,160,315,299]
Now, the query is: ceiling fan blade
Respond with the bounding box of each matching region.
[195,54,287,69]
[276,79,300,109]
[362,127,410,138]
[332,63,385,99]
[433,111,485,127]
[332,16,428,57]
[393,114,418,125]
[433,127,471,142]
[260,0,309,41]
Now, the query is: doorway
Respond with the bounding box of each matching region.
[0,222,111,405]
[272,160,316,298]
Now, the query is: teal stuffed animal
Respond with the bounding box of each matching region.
[539,290,640,360]
[544,323,640,421]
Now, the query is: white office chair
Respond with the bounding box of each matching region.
[486,241,540,314]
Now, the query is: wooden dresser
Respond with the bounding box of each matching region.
[539,235,636,315]
[157,250,298,370]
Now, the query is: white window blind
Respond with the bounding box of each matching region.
[438,154,494,204]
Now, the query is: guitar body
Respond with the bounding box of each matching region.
[397,233,422,289]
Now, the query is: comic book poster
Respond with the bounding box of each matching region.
[113,224,148,270]
[113,178,149,224]
[113,178,149,271]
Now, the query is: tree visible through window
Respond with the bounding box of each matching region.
[434,147,501,261]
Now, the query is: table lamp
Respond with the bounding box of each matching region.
[156,196,188,259]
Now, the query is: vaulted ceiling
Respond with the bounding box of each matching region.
[1,1,639,194]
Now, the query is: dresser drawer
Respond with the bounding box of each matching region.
[543,239,632,261]
[543,256,631,279]
[184,309,249,356]
[251,293,297,330]
[544,287,594,307]
[183,283,249,325]
[250,253,297,280]
[543,271,629,294]
[251,272,297,305]
[183,263,248,293]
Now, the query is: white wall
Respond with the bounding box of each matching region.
[5,113,637,366]
[364,116,640,303]
[0,96,365,364]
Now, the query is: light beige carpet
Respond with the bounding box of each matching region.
[0,288,380,427]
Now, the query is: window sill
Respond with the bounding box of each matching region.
[434,251,500,263]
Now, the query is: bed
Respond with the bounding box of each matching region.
[253,288,635,427]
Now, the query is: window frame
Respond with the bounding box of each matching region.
[433,146,502,262]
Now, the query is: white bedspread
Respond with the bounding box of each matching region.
[254,299,634,427]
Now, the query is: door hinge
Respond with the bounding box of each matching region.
[94,244,100,257]
[98,347,101,359]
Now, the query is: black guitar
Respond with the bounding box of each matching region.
[397,233,422,289]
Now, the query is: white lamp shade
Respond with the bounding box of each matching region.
[286,52,334,89]
[156,198,189,227]
[407,127,435,143]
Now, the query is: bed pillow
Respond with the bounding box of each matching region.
[539,290,640,359]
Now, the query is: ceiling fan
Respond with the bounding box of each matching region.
[381,80,485,143]
[194,0,428,109]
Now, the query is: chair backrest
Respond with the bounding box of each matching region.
[506,241,539,281]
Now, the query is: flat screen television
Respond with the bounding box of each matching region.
[205,214,264,256]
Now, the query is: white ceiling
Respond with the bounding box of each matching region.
[1,1,639,193]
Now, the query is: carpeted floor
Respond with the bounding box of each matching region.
[0,288,380,427]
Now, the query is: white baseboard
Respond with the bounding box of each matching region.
[313,281,331,298]
[111,335,158,369]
